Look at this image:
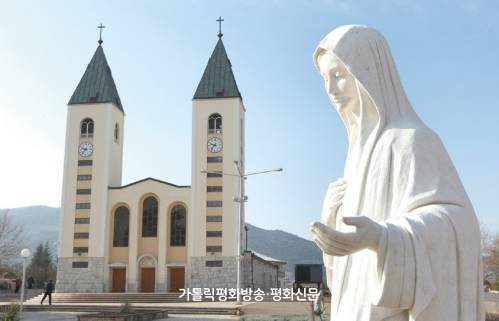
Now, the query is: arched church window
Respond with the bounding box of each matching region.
[114,123,119,143]
[208,114,222,134]
[80,118,94,137]
[113,206,129,247]
[142,196,158,237]
[170,205,186,246]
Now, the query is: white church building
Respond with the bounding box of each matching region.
[56,27,286,293]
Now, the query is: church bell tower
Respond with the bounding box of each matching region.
[56,30,125,292]
[188,23,246,289]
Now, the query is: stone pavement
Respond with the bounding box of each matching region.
[2,298,333,320]
[9,294,499,320]
[20,312,80,321]
[241,300,329,316]
[20,311,240,320]
[16,300,329,320]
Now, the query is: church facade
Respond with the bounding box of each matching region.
[56,31,285,293]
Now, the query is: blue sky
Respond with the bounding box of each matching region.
[0,0,498,241]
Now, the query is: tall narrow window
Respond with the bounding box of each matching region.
[113,206,129,247]
[170,205,186,246]
[114,123,119,143]
[142,196,158,237]
[80,118,94,137]
[208,114,222,134]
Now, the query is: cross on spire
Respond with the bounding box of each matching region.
[216,16,224,38]
[97,23,105,45]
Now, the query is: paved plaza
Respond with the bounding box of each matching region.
[20,312,241,321]
[9,300,331,321]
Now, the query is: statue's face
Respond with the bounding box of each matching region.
[317,51,358,112]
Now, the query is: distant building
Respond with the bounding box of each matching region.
[281,271,295,289]
[242,250,287,291]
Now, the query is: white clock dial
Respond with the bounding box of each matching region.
[207,137,223,153]
[79,143,93,157]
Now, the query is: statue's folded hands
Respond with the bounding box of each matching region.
[320,177,346,228]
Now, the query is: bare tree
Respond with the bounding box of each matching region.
[0,210,26,266]
[481,221,499,290]
[486,234,499,272]
[481,221,492,252]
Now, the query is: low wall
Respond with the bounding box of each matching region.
[486,292,499,314]
[77,310,168,321]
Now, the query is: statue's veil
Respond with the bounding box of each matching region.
[312,25,427,219]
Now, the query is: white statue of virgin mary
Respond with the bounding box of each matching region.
[309,25,484,321]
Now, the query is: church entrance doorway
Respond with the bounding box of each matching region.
[141,268,155,292]
[169,267,184,292]
[112,268,126,293]
[137,254,157,293]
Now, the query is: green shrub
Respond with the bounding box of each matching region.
[119,301,133,315]
[1,303,19,321]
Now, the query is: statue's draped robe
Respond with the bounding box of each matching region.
[314,25,484,321]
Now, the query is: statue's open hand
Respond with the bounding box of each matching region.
[310,216,384,256]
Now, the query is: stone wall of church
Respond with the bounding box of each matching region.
[55,257,104,293]
[189,256,238,289]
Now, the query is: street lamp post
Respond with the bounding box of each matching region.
[201,163,282,305]
[20,248,31,319]
[233,160,245,307]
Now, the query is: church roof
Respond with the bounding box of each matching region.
[108,177,190,190]
[193,38,242,100]
[68,45,124,112]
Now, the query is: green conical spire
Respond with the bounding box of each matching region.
[193,38,241,100]
[68,45,123,112]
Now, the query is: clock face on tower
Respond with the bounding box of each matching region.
[79,142,93,157]
[207,137,223,153]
